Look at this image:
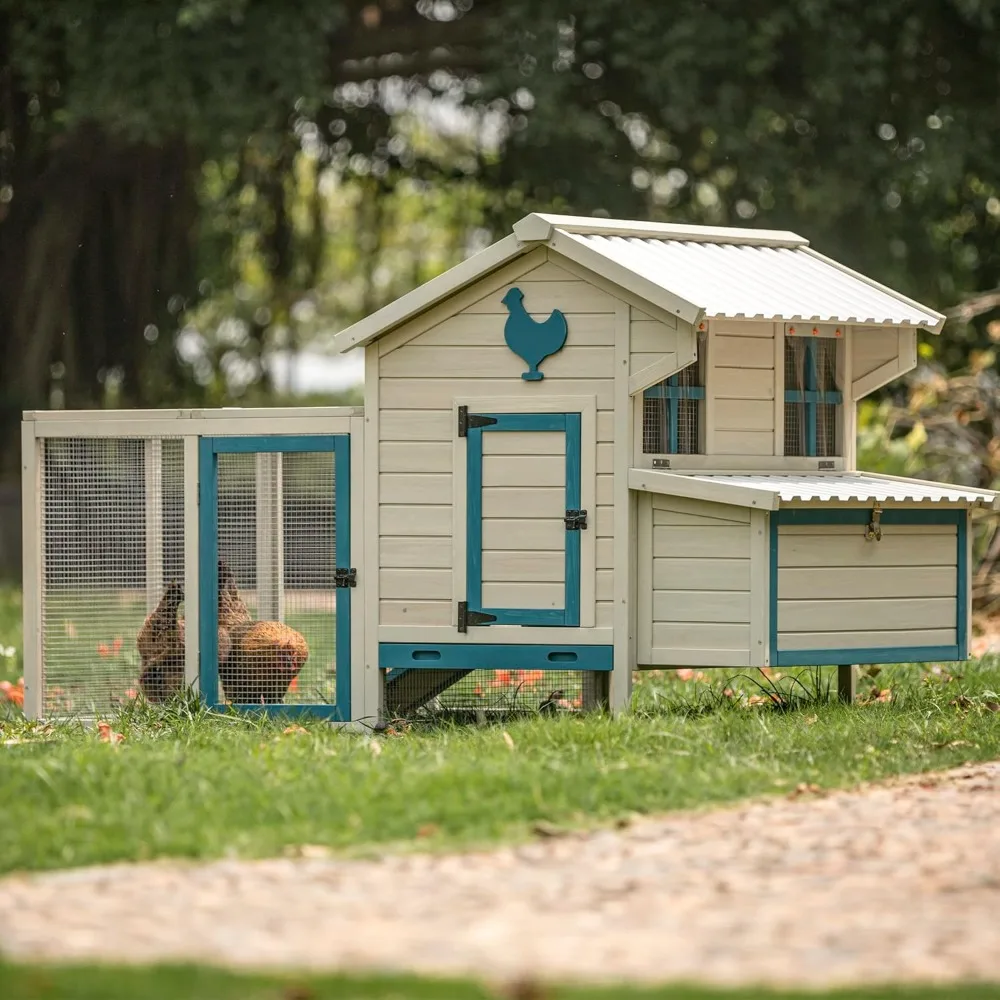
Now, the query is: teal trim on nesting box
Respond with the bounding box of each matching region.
[379,643,614,671]
[769,506,966,668]
[198,433,350,720]
[464,412,581,628]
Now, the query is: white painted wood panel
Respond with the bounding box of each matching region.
[711,320,775,338]
[596,570,613,601]
[712,335,773,368]
[778,628,956,652]
[482,488,563,518]
[714,398,773,432]
[597,411,614,442]
[411,312,616,349]
[595,506,614,536]
[713,430,774,455]
[482,455,566,488]
[482,519,565,550]
[380,505,451,536]
[777,565,957,600]
[711,367,774,401]
[652,557,751,590]
[630,351,666,375]
[643,648,751,668]
[380,474,451,505]
[380,379,616,409]
[379,536,451,569]
[652,622,750,650]
[652,590,751,623]
[379,441,452,473]
[380,409,451,441]
[482,582,563,608]
[651,494,750,524]
[482,550,564,583]
[631,319,679,353]
[780,523,956,537]
[851,328,900,380]
[380,601,452,625]
[380,569,451,600]
[380,345,614,380]
[779,597,955,633]
[778,534,956,568]
[481,432,566,456]
[465,280,616,314]
[596,602,614,627]
[652,524,751,559]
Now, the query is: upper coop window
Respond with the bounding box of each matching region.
[642,341,705,454]
[784,334,842,457]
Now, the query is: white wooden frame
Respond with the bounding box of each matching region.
[20,408,367,725]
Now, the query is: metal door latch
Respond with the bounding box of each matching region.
[564,509,588,531]
[335,567,357,587]
[864,503,882,542]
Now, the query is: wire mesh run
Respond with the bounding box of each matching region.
[383,668,604,722]
[40,437,185,716]
[784,337,840,458]
[215,450,336,706]
[642,346,704,455]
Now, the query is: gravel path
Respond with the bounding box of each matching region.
[2,761,1000,990]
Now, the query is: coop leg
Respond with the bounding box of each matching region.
[837,664,857,704]
[581,670,609,712]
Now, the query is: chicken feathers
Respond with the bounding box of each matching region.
[137,581,185,703]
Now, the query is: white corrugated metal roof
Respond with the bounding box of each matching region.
[694,473,997,507]
[560,232,944,329]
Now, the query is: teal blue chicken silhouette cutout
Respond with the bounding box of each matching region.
[500,286,568,381]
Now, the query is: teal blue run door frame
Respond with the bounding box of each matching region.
[197,434,351,719]
[465,412,582,626]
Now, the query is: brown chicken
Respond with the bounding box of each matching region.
[216,559,310,705]
[137,581,186,703]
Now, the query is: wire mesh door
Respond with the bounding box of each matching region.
[198,435,351,719]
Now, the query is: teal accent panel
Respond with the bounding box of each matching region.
[198,433,350,721]
[774,645,961,667]
[769,506,966,667]
[957,511,968,660]
[379,643,614,671]
[564,412,582,627]
[500,286,568,381]
[465,425,484,613]
[465,412,582,627]
[198,438,220,706]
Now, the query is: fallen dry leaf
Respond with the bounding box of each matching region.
[985,701,1000,713]
[502,730,515,751]
[951,695,974,710]
[96,722,124,745]
[368,738,382,757]
[789,782,822,798]
[282,725,309,736]
[805,714,818,725]
[416,823,440,839]
[532,820,568,838]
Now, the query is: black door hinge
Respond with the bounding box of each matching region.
[457,405,498,437]
[564,509,588,531]
[334,567,357,588]
[457,601,497,632]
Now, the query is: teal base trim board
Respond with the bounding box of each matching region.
[774,645,961,667]
[379,643,614,671]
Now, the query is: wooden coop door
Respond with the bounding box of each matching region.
[197,435,352,719]
[461,410,582,628]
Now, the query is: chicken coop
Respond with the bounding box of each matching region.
[21,212,1000,722]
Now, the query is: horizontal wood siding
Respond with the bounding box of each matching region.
[776,522,959,651]
[643,494,753,666]
[629,307,684,379]
[378,257,616,626]
[708,321,775,456]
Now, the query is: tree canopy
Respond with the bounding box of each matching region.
[2,0,999,476]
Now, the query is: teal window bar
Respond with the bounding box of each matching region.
[642,361,705,455]
[784,338,842,457]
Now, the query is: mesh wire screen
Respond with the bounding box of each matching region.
[384,668,601,722]
[215,450,336,706]
[40,437,185,716]
[784,338,840,458]
[642,351,703,455]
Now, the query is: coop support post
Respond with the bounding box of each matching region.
[610,301,635,713]
[144,438,164,613]
[837,664,857,704]
[183,436,200,691]
[21,421,42,720]
[255,452,284,621]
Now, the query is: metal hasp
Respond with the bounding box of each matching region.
[334,567,357,588]
[457,601,497,632]
[864,502,883,542]
[457,405,498,437]
[564,508,588,531]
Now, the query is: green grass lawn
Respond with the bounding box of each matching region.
[2,963,999,1000]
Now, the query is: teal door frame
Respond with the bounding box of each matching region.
[198,434,351,719]
[465,412,582,627]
